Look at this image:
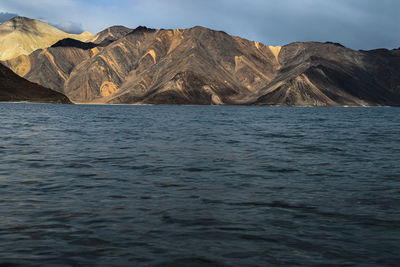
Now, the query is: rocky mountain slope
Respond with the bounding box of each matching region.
[90,25,132,44]
[3,26,284,104]
[2,19,400,106]
[0,17,93,60]
[255,43,400,106]
[0,63,71,103]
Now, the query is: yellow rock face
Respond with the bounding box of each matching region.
[100,81,118,97]
[268,46,281,61]
[142,49,157,64]
[5,55,31,77]
[0,17,93,61]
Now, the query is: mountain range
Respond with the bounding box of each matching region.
[1,16,400,106]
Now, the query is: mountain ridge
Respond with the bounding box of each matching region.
[0,16,93,60]
[2,18,400,106]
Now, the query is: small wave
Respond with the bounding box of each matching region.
[183,167,204,172]
[153,257,230,267]
[161,214,227,227]
[69,237,112,247]
[229,201,400,226]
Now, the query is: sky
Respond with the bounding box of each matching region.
[0,0,399,50]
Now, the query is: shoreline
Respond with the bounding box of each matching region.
[0,101,396,108]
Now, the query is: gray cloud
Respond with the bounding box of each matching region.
[51,21,84,34]
[0,12,18,23]
[0,0,399,50]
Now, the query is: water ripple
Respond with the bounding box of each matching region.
[0,104,399,266]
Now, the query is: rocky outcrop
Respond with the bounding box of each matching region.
[3,22,400,106]
[0,63,71,103]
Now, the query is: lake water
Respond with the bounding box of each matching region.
[0,103,399,266]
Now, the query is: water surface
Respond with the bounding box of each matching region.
[0,104,399,266]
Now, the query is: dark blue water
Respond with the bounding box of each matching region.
[0,103,399,266]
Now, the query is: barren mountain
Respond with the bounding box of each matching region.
[1,26,131,96]
[4,40,102,95]
[254,43,400,106]
[4,26,281,104]
[0,63,71,103]
[0,17,93,60]
[3,23,400,106]
[90,25,132,44]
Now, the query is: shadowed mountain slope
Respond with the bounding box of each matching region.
[0,63,71,103]
[1,26,135,96]
[0,17,93,60]
[4,44,103,95]
[3,24,400,106]
[51,38,98,50]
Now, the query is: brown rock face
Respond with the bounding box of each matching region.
[3,25,400,106]
[255,43,400,106]
[4,26,280,104]
[90,25,132,44]
[0,63,71,103]
[4,45,98,95]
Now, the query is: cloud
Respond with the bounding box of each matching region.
[0,0,399,50]
[0,12,18,23]
[51,21,84,34]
